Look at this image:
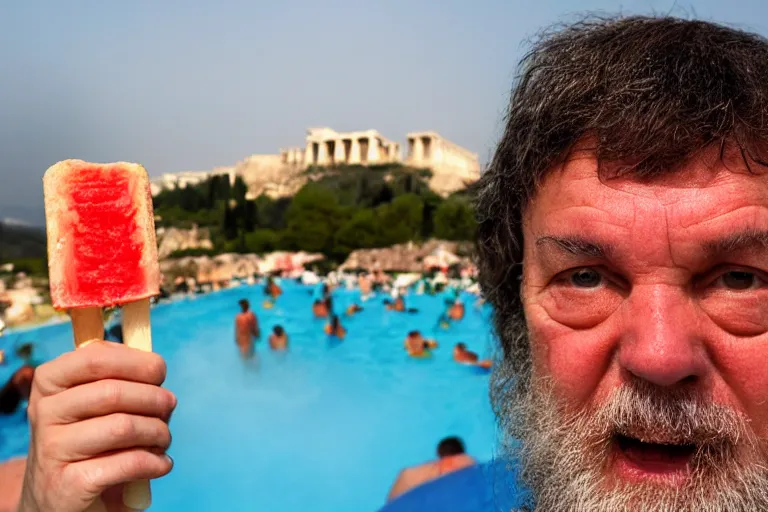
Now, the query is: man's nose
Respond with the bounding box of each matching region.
[618,284,706,387]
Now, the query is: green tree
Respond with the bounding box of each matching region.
[233,176,248,206]
[334,209,379,255]
[223,203,238,240]
[244,229,280,254]
[281,185,346,254]
[433,198,477,241]
[377,193,424,245]
[255,195,291,230]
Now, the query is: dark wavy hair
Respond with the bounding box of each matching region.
[476,16,768,399]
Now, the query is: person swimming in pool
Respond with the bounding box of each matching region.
[269,325,288,350]
[265,275,282,300]
[345,303,363,316]
[447,299,465,321]
[313,296,333,318]
[453,343,492,369]
[386,436,476,502]
[235,299,260,358]
[404,330,438,357]
[358,273,373,298]
[0,365,34,415]
[325,314,346,339]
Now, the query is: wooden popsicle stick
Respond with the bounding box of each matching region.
[121,298,153,510]
[69,307,110,512]
[70,307,105,348]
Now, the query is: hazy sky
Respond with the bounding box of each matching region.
[2,0,767,225]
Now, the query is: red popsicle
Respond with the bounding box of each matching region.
[44,159,160,511]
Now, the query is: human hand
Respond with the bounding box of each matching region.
[18,341,176,512]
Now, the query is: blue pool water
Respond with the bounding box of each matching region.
[0,282,501,511]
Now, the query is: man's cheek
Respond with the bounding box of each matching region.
[526,301,620,408]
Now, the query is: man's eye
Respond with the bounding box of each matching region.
[717,270,763,290]
[570,268,602,288]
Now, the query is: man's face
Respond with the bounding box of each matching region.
[518,148,768,510]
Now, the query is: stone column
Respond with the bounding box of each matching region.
[368,138,380,163]
[349,139,361,164]
[413,137,424,162]
[334,138,346,164]
[305,143,314,166]
[317,139,329,165]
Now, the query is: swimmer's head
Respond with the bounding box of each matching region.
[273,325,285,336]
[15,343,34,360]
[407,330,421,338]
[238,299,250,312]
[437,437,466,458]
[456,342,467,350]
[13,366,35,400]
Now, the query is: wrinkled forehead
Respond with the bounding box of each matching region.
[524,149,768,239]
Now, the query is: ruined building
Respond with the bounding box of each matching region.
[405,131,480,196]
[152,127,480,199]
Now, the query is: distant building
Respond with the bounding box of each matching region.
[405,131,480,196]
[304,127,401,167]
[150,167,235,196]
[150,127,478,198]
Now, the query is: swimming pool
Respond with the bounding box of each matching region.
[0,281,500,511]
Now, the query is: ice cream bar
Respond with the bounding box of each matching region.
[44,160,160,309]
[43,160,159,511]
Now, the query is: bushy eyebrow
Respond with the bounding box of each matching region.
[535,230,768,262]
[703,229,768,256]
[535,235,614,258]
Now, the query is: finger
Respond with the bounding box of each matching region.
[66,450,172,507]
[33,342,167,397]
[41,380,176,424]
[48,414,171,462]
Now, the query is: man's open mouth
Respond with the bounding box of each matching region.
[614,433,697,478]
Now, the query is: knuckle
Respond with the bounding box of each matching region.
[31,395,53,425]
[71,463,103,496]
[100,380,123,409]
[121,450,154,479]
[110,413,136,440]
[82,349,104,379]
[39,432,61,460]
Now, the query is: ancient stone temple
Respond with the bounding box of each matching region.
[303,128,401,166]
[405,131,480,196]
[151,127,480,200]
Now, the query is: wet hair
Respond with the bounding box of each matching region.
[407,330,420,337]
[238,299,249,312]
[476,16,768,396]
[0,367,33,415]
[330,315,340,329]
[456,342,467,350]
[437,436,466,458]
[15,343,33,359]
[273,325,285,336]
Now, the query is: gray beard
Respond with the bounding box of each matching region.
[492,354,768,512]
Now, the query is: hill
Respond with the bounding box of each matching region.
[153,164,477,262]
[0,221,46,260]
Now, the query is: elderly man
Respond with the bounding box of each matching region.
[8,14,768,512]
[476,15,768,512]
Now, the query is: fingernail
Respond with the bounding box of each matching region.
[165,454,174,466]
